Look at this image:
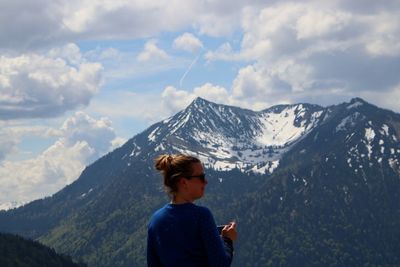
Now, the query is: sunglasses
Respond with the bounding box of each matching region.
[186,173,206,181]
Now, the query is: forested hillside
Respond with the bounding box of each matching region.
[0,232,87,267]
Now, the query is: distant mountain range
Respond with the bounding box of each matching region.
[1,97,399,267]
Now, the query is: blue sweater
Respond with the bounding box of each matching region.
[147,203,233,267]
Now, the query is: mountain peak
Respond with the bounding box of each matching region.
[346,97,379,111]
[187,97,214,110]
[349,97,366,104]
[348,97,368,107]
[187,97,253,114]
[192,96,209,104]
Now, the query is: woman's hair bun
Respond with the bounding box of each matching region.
[154,154,172,172]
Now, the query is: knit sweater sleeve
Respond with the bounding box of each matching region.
[199,207,233,267]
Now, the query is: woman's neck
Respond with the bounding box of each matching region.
[171,194,193,204]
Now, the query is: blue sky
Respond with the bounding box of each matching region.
[1,0,400,209]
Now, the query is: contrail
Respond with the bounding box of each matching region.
[179,52,201,87]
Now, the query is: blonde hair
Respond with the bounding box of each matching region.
[154,154,200,196]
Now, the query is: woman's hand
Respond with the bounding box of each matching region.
[221,221,237,241]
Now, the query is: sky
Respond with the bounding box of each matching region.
[1,0,400,209]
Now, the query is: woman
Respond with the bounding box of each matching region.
[147,154,237,267]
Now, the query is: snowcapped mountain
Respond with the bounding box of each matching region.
[122,97,325,174]
[1,97,400,267]
[119,97,399,179]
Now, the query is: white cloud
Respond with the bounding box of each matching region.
[60,111,117,161]
[195,13,238,37]
[0,0,263,51]
[193,83,230,104]
[160,84,230,115]
[0,44,103,120]
[203,2,400,110]
[230,65,287,110]
[0,123,61,162]
[161,86,196,114]
[0,132,17,161]
[295,8,350,40]
[173,33,203,53]
[160,82,273,114]
[47,43,83,65]
[0,112,119,206]
[205,42,241,62]
[232,65,272,98]
[272,59,315,92]
[366,38,400,57]
[0,0,64,51]
[362,12,400,56]
[238,4,355,61]
[137,40,169,62]
[84,47,121,62]
[60,0,192,37]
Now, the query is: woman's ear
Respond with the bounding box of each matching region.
[179,177,188,188]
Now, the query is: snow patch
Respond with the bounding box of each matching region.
[347,101,363,109]
[365,128,375,142]
[163,117,172,124]
[269,160,280,173]
[336,112,362,132]
[155,143,166,151]
[380,124,390,136]
[148,127,159,142]
[347,158,352,167]
[129,143,141,157]
[169,110,192,135]
[257,106,310,146]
